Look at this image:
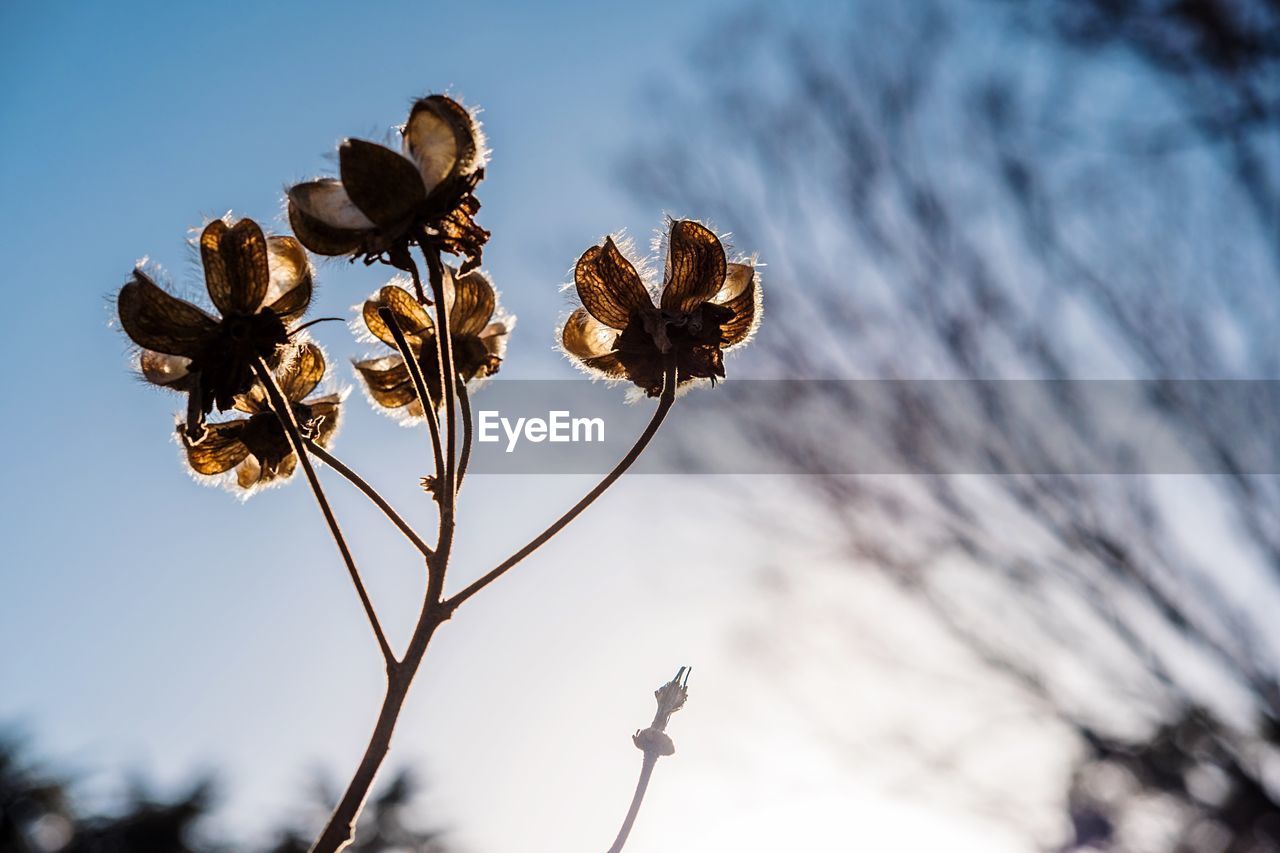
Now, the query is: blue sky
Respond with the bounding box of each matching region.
[0,2,1051,851]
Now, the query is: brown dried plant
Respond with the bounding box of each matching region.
[113,92,760,852]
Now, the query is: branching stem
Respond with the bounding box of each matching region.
[252,358,394,667]
[303,440,434,560]
[445,360,677,612]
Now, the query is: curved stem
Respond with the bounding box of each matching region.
[304,439,434,560]
[446,361,677,612]
[376,303,446,490]
[392,260,447,494]
[607,753,658,853]
[456,376,474,491]
[423,249,459,528]
[308,615,446,853]
[253,358,394,667]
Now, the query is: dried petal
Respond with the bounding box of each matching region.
[449,269,496,335]
[307,396,342,448]
[480,321,510,362]
[183,421,250,475]
[715,263,761,348]
[139,351,194,391]
[561,307,626,377]
[236,455,263,489]
[288,180,375,256]
[403,95,480,191]
[201,219,270,315]
[575,237,652,329]
[363,285,434,348]
[661,220,726,314]
[117,270,219,357]
[278,342,326,402]
[353,355,418,409]
[264,236,313,323]
[338,139,426,229]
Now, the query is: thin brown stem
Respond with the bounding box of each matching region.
[607,753,658,853]
[308,614,446,853]
[252,358,394,667]
[376,305,446,498]
[310,253,467,852]
[446,360,678,612]
[423,249,459,525]
[304,440,434,560]
[455,376,474,491]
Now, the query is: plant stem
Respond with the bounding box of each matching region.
[303,439,434,560]
[308,613,446,853]
[311,247,463,853]
[607,753,658,853]
[456,376,474,491]
[392,259,447,498]
[253,358,394,667]
[445,360,677,612]
[423,249,459,524]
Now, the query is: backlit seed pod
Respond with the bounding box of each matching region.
[561,220,761,397]
[287,95,489,271]
[117,217,315,439]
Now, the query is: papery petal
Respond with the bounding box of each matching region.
[117,270,218,356]
[278,342,326,402]
[449,269,496,335]
[339,139,426,229]
[139,351,194,391]
[435,194,489,265]
[575,237,652,329]
[288,180,374,256]
[183,421,251,475]
[236,455,263,489]
[264,236,313,323]
[480,321,510,361]
[561,308,627,377]
[715,263,761,347]
[363,285,434,348]
[404,95,480,191]
[307,396,342,448]
[201,219,270,315]
[661,220,726,314]
[234,384,267,414]
[269,453,298,483]
[353,355,418,409]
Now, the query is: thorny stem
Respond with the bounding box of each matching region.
[456,376,474,491]
[445,359,678,613]
[608,754,658,853]
[303,439,434,560]
[252,358,394,667]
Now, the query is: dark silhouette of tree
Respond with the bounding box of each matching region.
[629,0,1280,848]
[0,735,451,853]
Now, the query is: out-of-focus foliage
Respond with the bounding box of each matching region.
[630,0,1280,849]
[0,735,450,853]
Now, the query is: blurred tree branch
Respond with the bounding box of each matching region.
[628,0,1280,848]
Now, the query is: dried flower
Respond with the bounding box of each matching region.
[561,220,760,397]
[180,342,341,492]
[118,218,314,439]
[632,666,691,758]
[287,95,489,271]
[354,268,510,417]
